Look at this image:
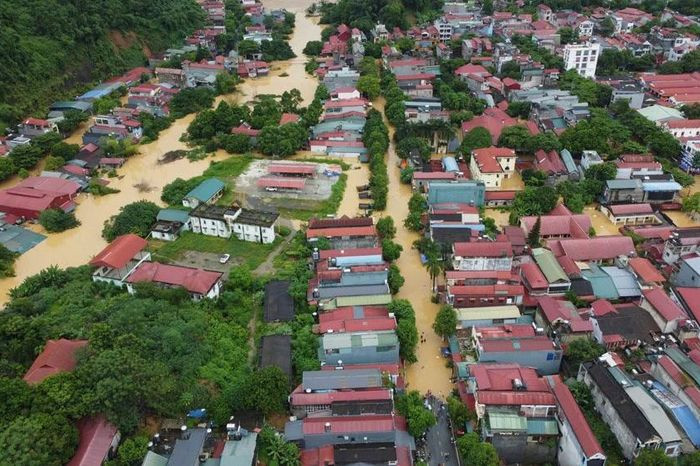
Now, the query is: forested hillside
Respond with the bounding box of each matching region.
[0,0,205,128]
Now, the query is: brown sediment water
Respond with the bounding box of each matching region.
[0,0,322,304]
[373,99,455,398]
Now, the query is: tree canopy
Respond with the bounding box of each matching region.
[102,201,160,241]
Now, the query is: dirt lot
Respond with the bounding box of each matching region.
[174,251,238,280]
[235,160,341,210]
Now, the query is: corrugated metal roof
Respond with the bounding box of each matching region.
[626,385,682,444]
[527,418,559,436]
[457,305,521,322]
[303,369,383,390]
[322,330,398,350]
[581,265,619,300]
[601,266,641,298]
[532,248,569,284]
[335,294,392,307]
[487,411,528,431]
[186,178,225,202]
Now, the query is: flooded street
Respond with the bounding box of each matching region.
[0,0,321,304]
[373,100,455,398]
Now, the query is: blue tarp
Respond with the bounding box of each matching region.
[187,408,207,419]
[652,381,700,447]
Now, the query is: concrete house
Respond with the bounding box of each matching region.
[469,147,516,189]
[90,234,151,287]
[601,203,660,226]
[590,303,661,350]
[535,296,593,344]
[126,262,223,300]
[473,333,563,375]
[663,228,700,265]
[640,287,688,334]
[189,204,278,244]
[672,256,700,288]
[182,178,225,208]
[318,331,400,366]
[578,362,662,460]
[532,248,571,294]
[151,209,190,242]
[452,241,513,271]
[19,118,59,138]
[601,179,645,204]
[457,305,525,328]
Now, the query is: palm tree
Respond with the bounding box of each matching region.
[423,240,445,292]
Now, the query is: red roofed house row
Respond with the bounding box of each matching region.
[452,241,513,271]
[290,384,394,418]
[520,205,591,240]
[126,262,223,300]
[547,376,606,465]
[461,107,517,144]
[268,163,316,177]
[548,236,635,263]
[23,339,88,384]
[446,284,524,308]
[628,257,666,287]
[469,146,516,189]
[0,176,81,220]
[90,234,151,287]
[640,286,688,333]
[474,335,563,375]
[67,416,120,466]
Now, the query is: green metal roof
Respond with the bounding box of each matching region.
[532,248,569,284]
[322,330,398,349]
[527,418,559,436]
[581,264,618,300]
[456,361,469,379]
[186,178,225,202]
[334,294,392,308]
[157,208,190,223]
[487,411,528,432]
[637,105,683,123]
[666,347,700,386]
[457,305,521,321]
[142,451,168,466]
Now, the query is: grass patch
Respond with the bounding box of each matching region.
[279,173,347,221]
[150,231,281,270]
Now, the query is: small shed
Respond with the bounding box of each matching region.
[264,280,295,322]
[259,335,292,382]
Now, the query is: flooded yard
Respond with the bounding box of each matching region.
[0,0,322,304]
[584,206,621,236]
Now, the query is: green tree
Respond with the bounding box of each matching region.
[400,167,414,184]
[44,155,65,171]
[456,433,499,466]
[0,413,78,466]
[506,101,531,119]
[51,142,80,160]
[388,264,405,294]
[433,305,457,339]
[247,366,290,415]
[527,216,541,248]
[498,125,533,152]
[396,37,415,53]
[683,192,700,214]
[459,127,492,158]
[447,396,474,427]
[38,209,80,233]
[9,144,43,170]
[599,17,615,37]
[396,391,436,437]
[482,0,494,15]
[0,158,16,181]
[565,339,605,373]
[388,299,416,323]
[109,434,149,466]
[397,137,431,161]
[382,239,403,261]
[102,201,160,241]
[357,74,381,100]
[559,26,577,44]
[635,449,675,466]
[0,244,17,278]
[303,40,323,56]
[161,178,201,205]
[509,186,559,224]
[397,319,418,363]
[215,72,237,95]
[376,216,396,240]
[424,247,444,292]
[404,211,423,231]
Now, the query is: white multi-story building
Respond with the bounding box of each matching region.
[189,204,279,244]
[578,20,594,37]
[563,42,600,79]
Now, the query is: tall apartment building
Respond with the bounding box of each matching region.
[563,42,601,78]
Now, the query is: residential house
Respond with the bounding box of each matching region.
[663,228,700,265]
[126,262,223,300]
[237,60,270,78]
[446,284,524,308]
[484,190,517,207]
[547,375,606,466]
[651,352,700,424]
[628,257,666,288]
[412,171,456,191]
[260,334,292,382]
[182,60,225,87]
[461,107,518,145]
[90,234,151,287]
[457,305,525,328]
[182,178,225,208]
[532,248,571,294]
[535,296,593,343]
[151,209,190,242]
[23,339,88,384]
[155,67,186,87]
[533,149,571,183]
[306,216,377,249]
[601,203,660,226]
[609,80,645,109]
[601,179,645,204]
[637,104,684,126]
[590,302,661,349]
[318,331,400,366]
[548,236,635,263]
[462,363,558,464]
[19,118,58,138]
[308,267,390,308]
[452,241,513,271]
[189,204,278,244]
[578,361,662,460]
[672,256,700,288]
[473,332,563,375]
[469,147,516,189]
[426,181,486,206]
[316,306,395,334]
[67,416,120,466]
[520,205,590,240]
[0,176,80,220]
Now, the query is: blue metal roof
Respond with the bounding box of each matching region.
[581,264,618,300]
[158,208,190,223]
[442,156,459,172]
[651,381,700,447]
[560,149,576,173]
[642,181,682,192]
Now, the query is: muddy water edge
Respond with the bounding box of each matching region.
[0,1,322,304]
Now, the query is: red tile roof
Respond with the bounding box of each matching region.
[549,376,604,458]
[548,236,635,261]
[89,234,147,269]
[127,262,222,294]
[462,109,517,143]
[520,263,548,289]
[413,171,457,180]
[657,355,690,387]
[23,117,52,127]
[607,203,654,216]
[302,415,400,434]
[521,214,590,238]
[478,390,556,406]
[676,288,700,321]
[307,225,377,239]
[446,270,519,281]
[268,163,315,175]
[320,317,396,333]
[667,118,700,129]
[628,257,665,284]
[485,190,517,201]
[533,149,566,174]
[291,387,392,406]
[67,416,118,466]
[591,299,617,316]
[257,177,306,190]
[642,287,687,322]
[449,284,524,297]
[23,339,88,384]
[309,216,373,229]
[473,324,535,339]
[318,247,382,259]
[324,98,368,109]
[480,336,557,352]
[471,363,550,392]
[453,241,513,258]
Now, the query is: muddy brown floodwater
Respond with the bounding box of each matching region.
[373,99,455,398]
[0,0,322,305]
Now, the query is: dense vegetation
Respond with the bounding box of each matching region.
[0,0,206,129]
[319,0,444,31]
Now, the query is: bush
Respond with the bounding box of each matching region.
[38,209,80,233]
[387,264,405,294]
[376,216,396,240]
[102,201,160,241]
[0,244,17,278]
[161,178,202,205]
[303,40,323,56]
[51,142,79,161]
[381,239,403,261]
[44,155,65,171]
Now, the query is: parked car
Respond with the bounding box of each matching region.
[359,203,373,209]
[219,254,231,264]
[358,191,372,199]
[356,184,370,192]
